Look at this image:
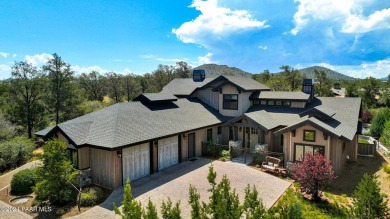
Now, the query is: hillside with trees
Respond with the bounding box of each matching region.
[193,64,252,77]
[298,66,357,81]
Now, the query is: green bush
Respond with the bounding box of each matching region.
[253,153,265,164]
[11,169,37,195]
[383,164,390,174]
[0,137,35,172]
[370,108,390,137]
[55,209,66,216]
[220,150,230,158]
[79,187,104,207]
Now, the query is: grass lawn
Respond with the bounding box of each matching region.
[357,139,371,144]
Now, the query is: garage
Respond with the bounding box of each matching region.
[158,136,179,170]
[122,143,150,184]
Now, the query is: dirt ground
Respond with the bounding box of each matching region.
[327,152,390,207]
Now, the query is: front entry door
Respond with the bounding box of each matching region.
[188,133,196,159]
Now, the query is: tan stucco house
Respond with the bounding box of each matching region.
[36,76,362,189]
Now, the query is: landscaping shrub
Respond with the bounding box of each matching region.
[383,164,390,174]
[0,137,35,172]
[253,153,265,164]
[11,168,37,195]
[79,187,104,207]
[220,150,230,158]
[361,110,373,124]
[370,108,390,137]
[55,209,66,216]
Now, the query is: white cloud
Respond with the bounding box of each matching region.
[258,45,268,50]
[25,53,53,66]
[342,8,390,33]
[0,52,9,58]
[156,57,189,62]
[12,54,17,58]
[291,0,390,35]
[139,54,155,59]
[198,52,213,64]
[71,65,110,74]
[0,64,11,79]
[313,59,390,79]
[172,0,269,45]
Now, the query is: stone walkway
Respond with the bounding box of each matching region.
[71,158,291,219]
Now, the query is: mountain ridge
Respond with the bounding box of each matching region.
[193,64,358,81]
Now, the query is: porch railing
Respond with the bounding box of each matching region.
[201,141,284,167]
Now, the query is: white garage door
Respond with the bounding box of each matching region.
[122,143,150,184]
[158,136,179,171]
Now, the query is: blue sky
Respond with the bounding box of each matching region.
[0,0,390,79]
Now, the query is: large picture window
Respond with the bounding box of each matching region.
[294,144,325,161]
[303,130,316,142]
[223,94,238,110]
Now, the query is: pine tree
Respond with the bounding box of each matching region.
[161,198,181,219]
[143,199,158,219]
[352,173,389,219]
[243,185,266,219]
[113,178,143,219]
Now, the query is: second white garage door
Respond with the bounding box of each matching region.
[122,143,150,184]
[158,136,178,171]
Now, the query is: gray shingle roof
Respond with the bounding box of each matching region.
[160,78,213,96]
[221,76,270,91]
[250,91,310,100]
[36,98,229,149]
[134,93,178,102]
[246,97,361,141]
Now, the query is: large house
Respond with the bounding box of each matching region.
[36,76,362,189]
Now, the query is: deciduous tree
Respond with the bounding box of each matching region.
[106,72,123,102]
[78,71,106,101]
[34,139,78,204]
[292,153,336,202]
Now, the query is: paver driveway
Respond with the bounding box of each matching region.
[72,158,291,219]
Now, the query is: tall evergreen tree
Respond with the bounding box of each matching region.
[114,178,143,219]
[43,53,75,124]
[352,173,389,219]
[9,61,46,138]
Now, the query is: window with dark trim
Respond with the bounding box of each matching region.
[253,100,260,106]
[294,144,325,161]
[223,94,238,110]
[207,128,213,141]
[303,130,316,142]
[284,101,291,106]
[260,100,267,105]
[275,100,282,106]
[66,149,78,168]
[267,100,275,106]
[251,128,258,134]
[217,126,222,135]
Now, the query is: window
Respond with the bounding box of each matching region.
[217,126,222,135]
[284,101,291,106]
[260,100,267,105]
[229,126,238,140]
[303,85,312,93]
[275,100,282,106]
[251,128,258,135]
[66,149,78,168]
[223,94,238,110]
[267,100,275,106]
[207,128,213,141]
[294,144,325,161]
[253,100,260,106]
[303,130,316,142]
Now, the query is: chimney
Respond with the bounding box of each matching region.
[334,82,341,90]
[302,79,315,102]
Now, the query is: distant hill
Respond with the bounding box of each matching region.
[193,64,357,81]
[380,76,389,81]
[193,64,252,78]
[298,66,357,81]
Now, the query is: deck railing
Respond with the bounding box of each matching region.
[201,141,284,167]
